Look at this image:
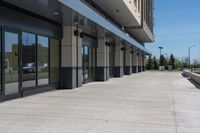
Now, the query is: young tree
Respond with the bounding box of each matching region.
[159,54,167,66]
[153,56,159,70]
[169,54,176,69]
[146,55,153,70]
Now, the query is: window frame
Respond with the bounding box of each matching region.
[0,25,61,94]
[0,27,2,94]
[37,35,50,86]
[1,26,22,96]
[21,32,37,88]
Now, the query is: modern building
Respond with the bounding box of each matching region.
[0,0,154,101]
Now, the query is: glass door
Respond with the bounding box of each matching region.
[0,28,2,94]
[37,36,49,86]
[21,32,36,88]
[3,29,20,95]
[83,46,89,82]
[109,45,115,77]
[89,47,96,80]
[123,49,126,74]
[82,45,96,83]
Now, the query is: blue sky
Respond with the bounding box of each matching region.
[145,0,200,61]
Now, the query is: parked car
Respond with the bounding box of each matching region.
[22,63,36,74]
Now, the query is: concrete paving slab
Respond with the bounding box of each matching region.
[0,71,200,133]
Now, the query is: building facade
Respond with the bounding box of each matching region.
[0,0,154,101]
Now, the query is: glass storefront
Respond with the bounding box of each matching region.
[82,36,97,83]
[22,32,36,88]
[109,45,115,77]
[37,36,49,85]
[4,30,20,95]
[83,46,89,80]
[123,49,126,74]
[0,26,60,97]
[89,47,96,80]
[0,29,2,93]
[82,43,96,83]
[0,3,62,100]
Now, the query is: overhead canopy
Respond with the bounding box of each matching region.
[58,0,151,55]
[1,0,151,55]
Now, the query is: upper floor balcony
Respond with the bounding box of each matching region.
[86,0,154,43]
[88,0,141,27]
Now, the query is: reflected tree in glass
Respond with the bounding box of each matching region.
[37,36,49,85]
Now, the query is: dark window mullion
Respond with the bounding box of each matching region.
[0,27,2,93]
[48,37,50,85]
[18,32,22,93]
[36,35,38,86]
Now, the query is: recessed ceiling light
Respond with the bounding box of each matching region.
[53,11,60,15]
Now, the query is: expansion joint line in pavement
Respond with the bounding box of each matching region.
[172,84,178,133]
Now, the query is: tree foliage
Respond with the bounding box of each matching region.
[153,56,159,70]
[159,55,167,66]
[146,55,153,70]
[169,54,176,69]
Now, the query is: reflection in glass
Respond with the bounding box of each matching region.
[0,32,1,93]
[83,46,89,79]
[83,46,96,82]
[37,36,49,85]
[22,32,36,88]
[50,38,60,84]
[109,45,115,76]
[4,32,19,95]
[92,48,96,78]
[89,47,96,79]
[123,50,126,73]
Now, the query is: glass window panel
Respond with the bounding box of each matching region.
[22,32,36,88]
[89,47,92,79]
[37,36,49,85]
[89,47,96,79]
[0,30,1,93]
[83,46,96,81]
[123,50,126,73]
[109,45,115,76]
[50,38,60,84]
[83,46,89,79]
[92,48,96,78]
[4,31,19,95]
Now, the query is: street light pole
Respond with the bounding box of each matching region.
[158,46,163,57]
[158,47,163,71]
[188,45,196,72]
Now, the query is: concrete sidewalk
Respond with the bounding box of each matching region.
[0,72,200,133]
